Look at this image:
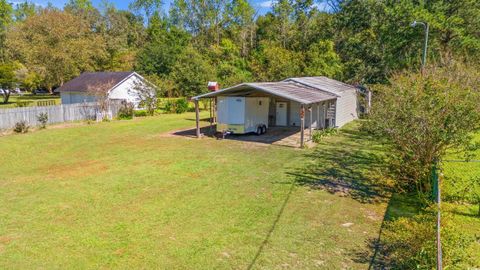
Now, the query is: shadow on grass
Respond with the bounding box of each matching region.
[247,181,295,270]
[289,125,392,204]
[349,193,424,269]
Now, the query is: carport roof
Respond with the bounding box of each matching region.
[192,81,337,105]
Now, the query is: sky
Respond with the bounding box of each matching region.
[8,0,330,15]
[8,0,283,14]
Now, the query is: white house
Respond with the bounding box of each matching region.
[56,72,152,108]
[192,76,359,147]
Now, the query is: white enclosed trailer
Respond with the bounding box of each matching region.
[216,96,270,134]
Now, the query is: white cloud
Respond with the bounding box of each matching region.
[258,0,274,8]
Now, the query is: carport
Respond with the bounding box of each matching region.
[192,81,338,148]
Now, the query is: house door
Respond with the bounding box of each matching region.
[276,102,287,126]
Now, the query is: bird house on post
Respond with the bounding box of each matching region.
[208,82,219,92]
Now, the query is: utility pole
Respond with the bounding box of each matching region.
[411,21,429,71]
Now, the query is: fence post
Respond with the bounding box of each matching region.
[432,161,443,270]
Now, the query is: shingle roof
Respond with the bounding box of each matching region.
[56,72,135,93]
[193,82,337,104]
[192,76,356,104]
[285,77,357,95]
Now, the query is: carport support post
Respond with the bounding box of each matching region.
[300,105,305,148]
[317,103,320,130]
[309,106,313,141]
[195,99,201,138]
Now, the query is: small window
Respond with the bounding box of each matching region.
[259,101,262,106]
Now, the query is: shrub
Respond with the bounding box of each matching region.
[134,110,148,117]
[163,98,191,114]
[312,128,338,143]
[36,112,48,129]
[118,102,134,120]
[163,100,175,113]
[13,121,29,133]
[364,64,480,194]
[175,98,189,114]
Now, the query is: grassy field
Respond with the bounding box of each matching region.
[0,113,392,269]
[0,94,61,108]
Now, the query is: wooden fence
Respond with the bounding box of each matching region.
[0,102,122,130]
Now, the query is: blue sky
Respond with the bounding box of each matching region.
[8,0,290,14]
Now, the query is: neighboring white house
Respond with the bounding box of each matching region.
[56,72,152,108]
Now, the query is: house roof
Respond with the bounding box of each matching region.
[285,77,357,95]
[56,72,135,93]
[192,77,356,105]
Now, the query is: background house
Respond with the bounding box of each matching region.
[56,72,151,108]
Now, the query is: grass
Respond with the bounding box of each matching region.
[0,114,391,269]
[0,94,61,108]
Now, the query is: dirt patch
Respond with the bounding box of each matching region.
[162,125,315,148]
[45,160,109,180]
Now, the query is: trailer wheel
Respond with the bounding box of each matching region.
[256,126,262,136]
[261,125,267,134]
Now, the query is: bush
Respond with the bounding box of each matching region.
[163,98,190,114]
[134,110,148,117]
[163,100,175,113]
[175,98,189,114]
[312,128,338,143]
[364,64,480,194]
[36,112,48,129]
[118,102,134,120]
[13,121,29,133]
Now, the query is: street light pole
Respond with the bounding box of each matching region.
[411,21,429,70]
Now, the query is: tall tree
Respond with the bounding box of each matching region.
[0,0,12,63]
[225,0,256,57]
[129,0,163,20]
[272,0,294,48]
[100,2,145,71]
[13,1,36,22]
[170,0,227,47]
[6,9,107,93]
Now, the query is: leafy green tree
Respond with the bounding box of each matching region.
[6,9,107,93]
[272,0,294,48]
[225,0,256,58]
[0,0,12,63]
[170,46,215,97]
[170,0,227,47]
[129,0,163,20]
[209,38,252,87]
[99,3,145,71]
[304,40,343,78]
[251,41,302,81]
[136,13,189,77]
[13,1,36,21]
[0,62,18,103]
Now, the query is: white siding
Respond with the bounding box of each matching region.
[60,74,149,107]
[334,90,358,127]
[290,102,301,127]
[61,92,97,105]
[108,75,143,107]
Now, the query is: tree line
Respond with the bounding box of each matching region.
[0,0,479,99]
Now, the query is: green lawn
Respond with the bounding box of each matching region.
[0,94,61,108]
[0,113,391,269]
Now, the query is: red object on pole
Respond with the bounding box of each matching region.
[208,82,219,92]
